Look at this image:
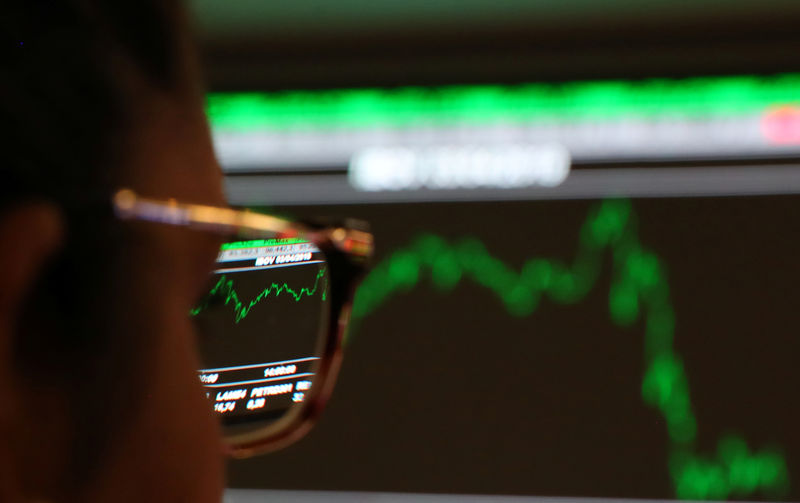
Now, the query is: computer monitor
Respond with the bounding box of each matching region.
[209,74,800,502]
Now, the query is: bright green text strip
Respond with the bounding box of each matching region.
[208,74,800,131]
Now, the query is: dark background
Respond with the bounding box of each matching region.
[190,0,800,91]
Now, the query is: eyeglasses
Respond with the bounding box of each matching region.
[112,189,373,457]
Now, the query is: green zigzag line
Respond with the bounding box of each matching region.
[191,267,328,323]
[349,199,789,501]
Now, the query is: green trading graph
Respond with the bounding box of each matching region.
[191,268,328,323]
[349,199,789,501]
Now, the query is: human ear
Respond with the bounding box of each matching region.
[0,202,62,502]
[0,202,64,329]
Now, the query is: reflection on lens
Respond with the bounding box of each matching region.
[192,237,329,431]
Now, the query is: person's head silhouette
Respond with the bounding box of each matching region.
[0,2,226,501]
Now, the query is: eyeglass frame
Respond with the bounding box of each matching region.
[112,189,373,458]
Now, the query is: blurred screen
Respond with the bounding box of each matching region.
[211,74,800,502]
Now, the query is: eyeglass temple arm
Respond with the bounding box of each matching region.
[113,189,374,260]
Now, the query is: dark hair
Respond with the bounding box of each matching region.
[2,1,196,496]
[1,0,186,208]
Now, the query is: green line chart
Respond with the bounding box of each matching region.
[191,268,328,323]
[348,199,789,501]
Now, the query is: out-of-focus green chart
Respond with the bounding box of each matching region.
[194,200,790,499]
[348,199,790,501]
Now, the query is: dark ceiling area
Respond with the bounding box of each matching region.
[189,1,800,91]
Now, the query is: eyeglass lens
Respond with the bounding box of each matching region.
[192,237,330,434]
